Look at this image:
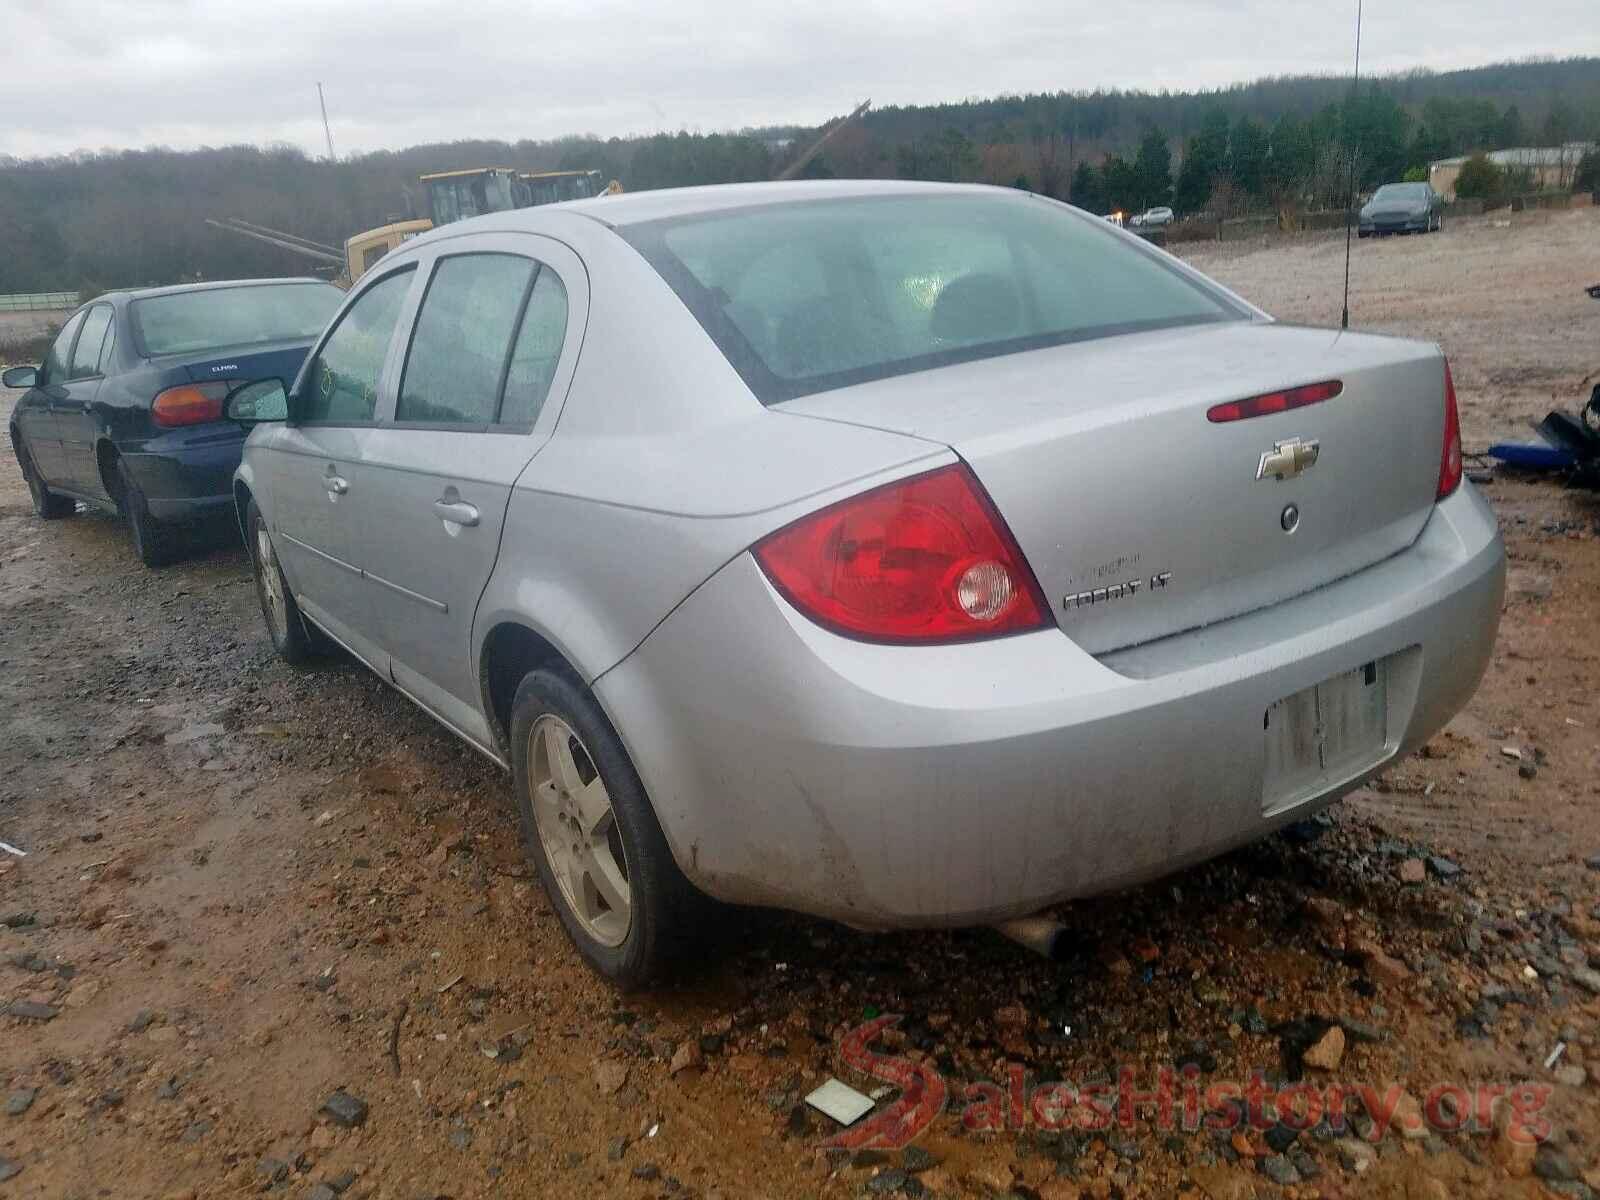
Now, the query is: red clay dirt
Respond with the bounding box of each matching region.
[1,207,1598,1199]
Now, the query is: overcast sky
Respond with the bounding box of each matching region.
[5,0,1599,160]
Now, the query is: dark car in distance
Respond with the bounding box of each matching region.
[1358,182,1445,237]
[5,279,343,565]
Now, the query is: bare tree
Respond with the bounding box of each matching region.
[1308,143,1366,211]
[1032,134,1067,200]
[1205,175,1248,221]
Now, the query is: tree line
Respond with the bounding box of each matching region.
[1055,87,1600,217]
[1,57,1597,292]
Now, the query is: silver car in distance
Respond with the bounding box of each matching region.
[231,180,1505,988]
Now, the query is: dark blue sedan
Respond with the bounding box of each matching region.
[4,278,342,565]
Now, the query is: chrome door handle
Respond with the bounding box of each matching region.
[433,499,480,527]
[324,475,349,495]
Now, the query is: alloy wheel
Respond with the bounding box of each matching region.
[254,524,289,643]
[527,714,631,947]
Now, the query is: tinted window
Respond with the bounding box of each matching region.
[1373,183,1429,203]
[132,283,343,356]
[623,193,1244,404]
[42,310,86,384]
[71,306,113,378]
[95,316,116,372]
[397,254,534,425]
[302,269,414,424]
[499,268,568,426]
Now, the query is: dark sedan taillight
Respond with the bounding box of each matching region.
[152,382,227,428]
[753,463,1051,644]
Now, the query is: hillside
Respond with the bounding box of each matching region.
[1,56,1597,292]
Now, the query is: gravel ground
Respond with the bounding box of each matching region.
[1,210,1599,1200]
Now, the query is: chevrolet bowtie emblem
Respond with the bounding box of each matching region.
[1256,437,1320,482]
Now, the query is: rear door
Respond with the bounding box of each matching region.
[18,310,86,483]
[357,234,584,746]
[54,303,115,492]
[268,265,418,670]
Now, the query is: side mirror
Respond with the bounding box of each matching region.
[227,378,290,424]
[2,366,38,389]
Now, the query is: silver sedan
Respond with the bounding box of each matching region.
[230,180,1504,987]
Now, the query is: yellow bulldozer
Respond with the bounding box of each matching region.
[210,100,866,286]
[210,166,622,287]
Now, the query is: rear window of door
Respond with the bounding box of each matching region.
[42,311,87,384]
[70,306,113,379]
[499,268,568,427]
[394,253,569,429]
[301,268,414,424]
[396,254,534,426]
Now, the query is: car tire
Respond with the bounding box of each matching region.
[245,499,325,664]
[15,435,76,519]
[115,456,183,567]
[510,667,703,990]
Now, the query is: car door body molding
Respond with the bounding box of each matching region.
[278,531,361,575]
[281,530,447,611]
[364,568,449,613]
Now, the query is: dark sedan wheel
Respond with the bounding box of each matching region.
[16,437,76,519]
[246,500,323,664]
[115,456,183,567]
[510,668,703,990]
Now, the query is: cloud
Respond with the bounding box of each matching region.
[3,0,1598,158]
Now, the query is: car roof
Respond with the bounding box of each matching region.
[371,180,1055,272]
[552,179,1007,229]
[108,277,333,304]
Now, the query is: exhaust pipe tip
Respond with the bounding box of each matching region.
[992,914,1072,962]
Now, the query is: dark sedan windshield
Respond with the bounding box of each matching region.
[622,193,1246,404]
[132,282,343,356]
[1370,183,1430,205]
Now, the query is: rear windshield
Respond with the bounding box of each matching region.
[622,192,1246,404]
[132,282,343,356]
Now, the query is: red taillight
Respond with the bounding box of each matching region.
[152,383,227,428]
[1438,360,1463,499]
[1207,379,1343,423]
[753,463,1050,644]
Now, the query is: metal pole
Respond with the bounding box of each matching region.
[317,82,336,162]
[1340,0,1363,331]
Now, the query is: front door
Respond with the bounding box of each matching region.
[16,309,86,484]
[357,238,585,749]
[266,265,418,670]
[54,303,115,493]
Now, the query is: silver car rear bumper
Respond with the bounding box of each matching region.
[597,484,1504,928]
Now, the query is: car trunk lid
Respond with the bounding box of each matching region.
[171,339,313,388]
[780,321,1447,655]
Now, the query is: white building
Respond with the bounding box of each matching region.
[1429,143,1595,200]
